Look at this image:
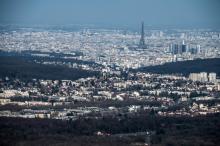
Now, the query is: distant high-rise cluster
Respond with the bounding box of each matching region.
[170,41,201,55]
[189,72,217,83]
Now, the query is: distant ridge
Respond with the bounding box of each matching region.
[0,56,98,81]
[136,58,220,77]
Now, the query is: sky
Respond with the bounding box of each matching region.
[0,0,220,29]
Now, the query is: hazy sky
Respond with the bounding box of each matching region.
[0,0,220,28]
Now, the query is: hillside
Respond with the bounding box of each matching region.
[0,56,98,81]
[136,58,220,77]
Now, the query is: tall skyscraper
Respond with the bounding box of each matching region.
[181,40,187,53]
[139,22,146,49]
[171,44,179,55]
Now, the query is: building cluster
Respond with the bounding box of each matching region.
[0,25,220,120]
[189,72,217,83]
[0,26,220,69]
[0,69,220,120]
[169,41,201,55]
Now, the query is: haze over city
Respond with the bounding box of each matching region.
[0,1,220,146]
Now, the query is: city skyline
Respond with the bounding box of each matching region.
[0,1,220,146]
